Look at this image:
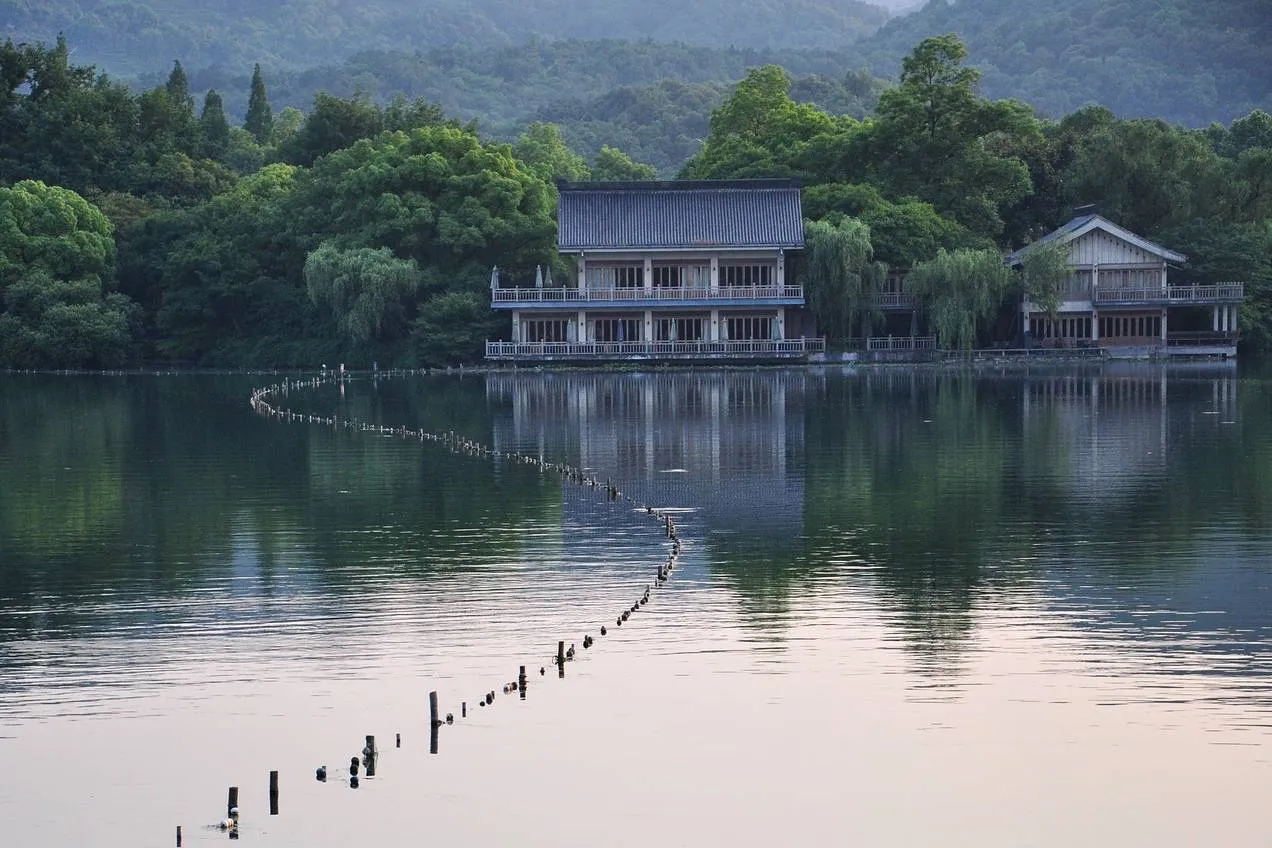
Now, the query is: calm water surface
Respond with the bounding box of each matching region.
[1,365,1270,846]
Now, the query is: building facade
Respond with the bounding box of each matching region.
[485,180,824,362]
[1008,210,1244,358]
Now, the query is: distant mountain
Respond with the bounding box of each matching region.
[0,0,889,76]
[858,0,1272,125]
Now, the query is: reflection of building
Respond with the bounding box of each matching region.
[485,180,825,362]
[485,371,813,536]
[1020,363,1238,501]
[1008,209,1244,358]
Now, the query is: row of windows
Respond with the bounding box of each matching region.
[1101,315,1162,338]
[1033,316,1091,339]
[524,316,779,342]
[724,317,773,340]
[584,263,777,288]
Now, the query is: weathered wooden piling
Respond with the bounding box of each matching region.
[176,825,182,846]
[557,640,565,665]
[461,700,466,718]
[430,722,439,755]
[227,786,238,818]
[429,690,440,727]
[269,770,279,815]
[396,732,401,748]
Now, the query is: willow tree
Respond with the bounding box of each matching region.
[905,247,1014,351]
[1018,240,1071,316]
[804,217,888,343]
[304,243,422,345]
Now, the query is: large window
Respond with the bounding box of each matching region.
[654,317,704,341]
[593,318,642,342]
[587,264,643,288]
[1100,314,1161,338]
[524,319,572,342]
[652,263,709,288]
[719,264,774,287]
[1033,316,1091,340]
[723,316,773,340]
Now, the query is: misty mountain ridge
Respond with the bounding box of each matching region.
[0,0,890,75]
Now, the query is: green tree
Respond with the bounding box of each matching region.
[864,35,1038,239]
[199,90,231,160]
[513,122,590,182]
[803,182,980,267]
[165,60,193,114]
[1017,240,1071,316]
[905,247,1014,351]
[1062,117,1225,235]
[304,243,422,344]
[0,180,136,367]
[680,65,836,179]
[803,216,888,342]
[245,63,273,144]
[591,146,657,181]
[282,92,384,167]
[413,289,499,365]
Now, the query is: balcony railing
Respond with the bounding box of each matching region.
[1093,283,1244,304]
[485,338,826,360]
[1164,331,1240,347]
[873,291,916,309]
[867,336,937,351]
[491,285,804,304]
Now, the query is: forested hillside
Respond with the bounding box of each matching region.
[860,0,1272,125]
[175,42,883,173]
[0,0,888,74]
[3,35,1269,371]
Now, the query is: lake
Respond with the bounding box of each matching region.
[1,364,1270,846]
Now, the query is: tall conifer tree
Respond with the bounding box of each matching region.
[245,63,273,144]
[199,89,230,160]
[165,60,193,114]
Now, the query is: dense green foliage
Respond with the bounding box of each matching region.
[803,217,887,343]
[3,33,1271,366]
[170,41,883,175]
[2,0,887,75]
[861,0,1272,126]
[0,180,137,367]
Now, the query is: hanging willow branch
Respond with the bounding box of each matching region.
[905,247,1014,351]
[304,242,423,343]
[1019,240,1071,316]
[804,217,888,343]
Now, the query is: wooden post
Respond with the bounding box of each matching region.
[268,770,279,816]
[395,732,401,748]
[176,825,182,847]
[557,641,565,665]
[429,722,439,755]
[461,701,466,718]
[227,786,238,818]
[429,690,439,727]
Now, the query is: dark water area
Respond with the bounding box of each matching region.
[1,365,1270,846]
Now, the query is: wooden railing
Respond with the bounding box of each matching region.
[1093,283,1244,304]
[485,338,826,359]
[491,285,804,304]
[866,336,937,351]
[872,291,916,309]
[1165,331,1240,346]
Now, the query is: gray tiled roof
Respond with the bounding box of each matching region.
[558,180,805,252]
[1006,213,1186,265]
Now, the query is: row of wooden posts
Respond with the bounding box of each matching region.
[183,374,685,843]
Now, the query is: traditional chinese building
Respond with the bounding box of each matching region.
[1007,208,1244,358]
[484,179,824,362]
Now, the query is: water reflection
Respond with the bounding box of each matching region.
[487,364,1272,690]
[3,367,1272,847]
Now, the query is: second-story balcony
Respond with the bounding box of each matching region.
[1093,283,1244,306]
[490,284,806,309]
